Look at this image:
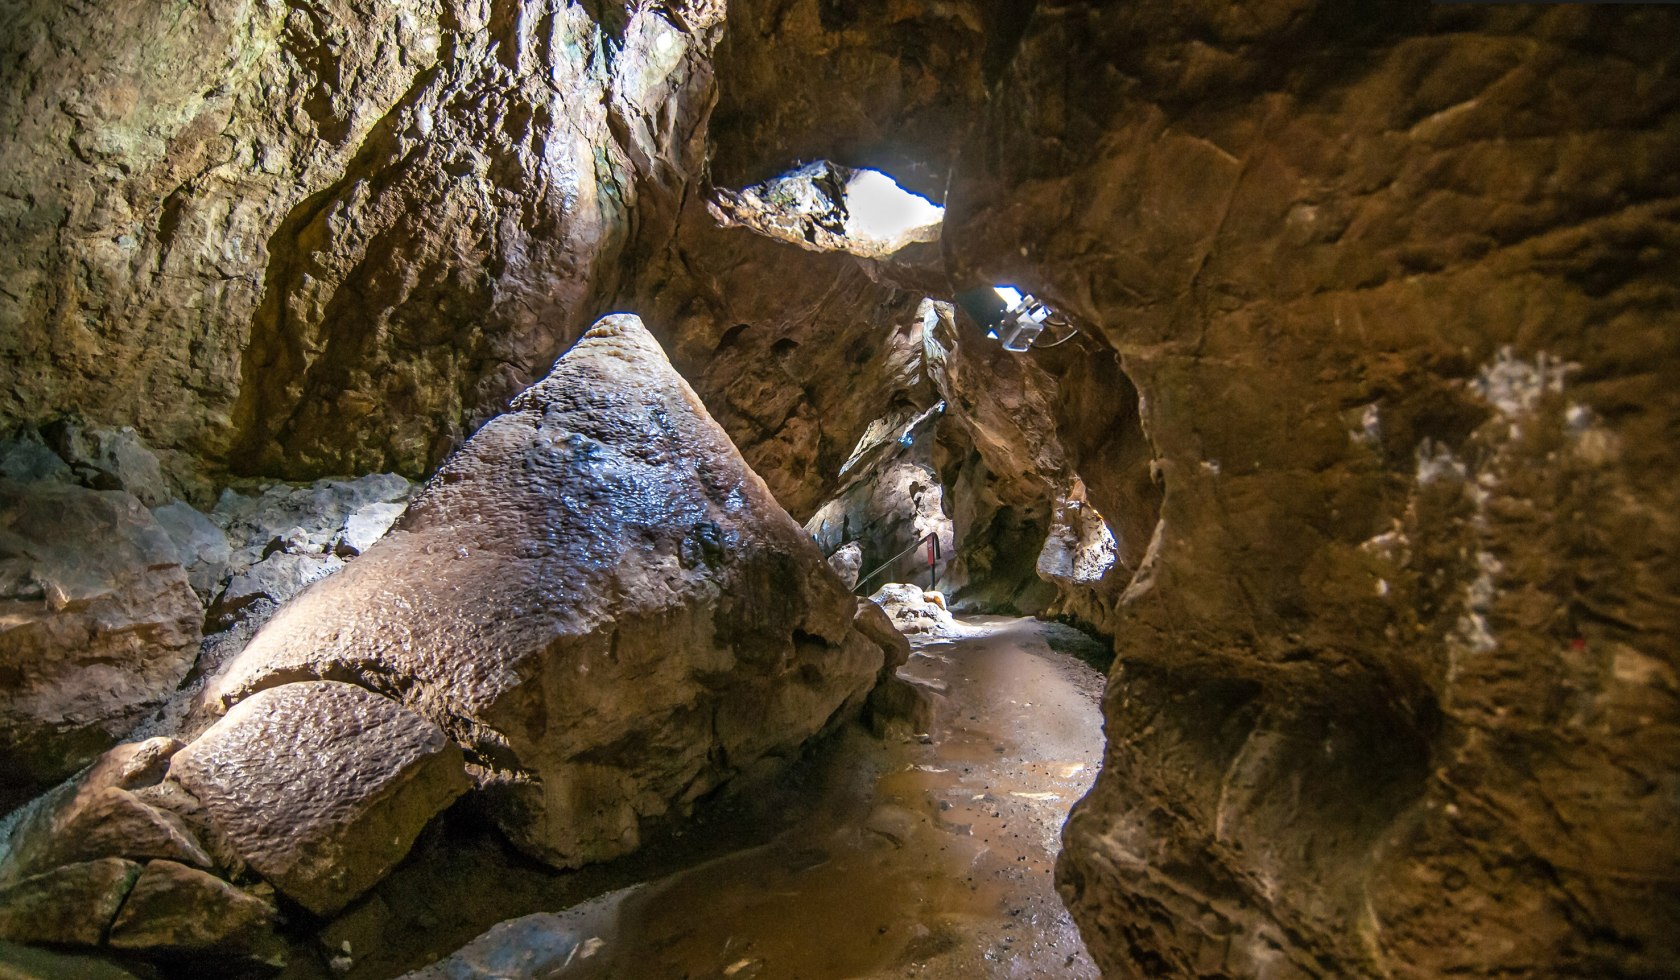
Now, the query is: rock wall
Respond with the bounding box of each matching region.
[4,0,1677,975]
[942,4,1680,976]
[0,0,722,481]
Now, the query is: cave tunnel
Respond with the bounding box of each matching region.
[1,1,1678,978]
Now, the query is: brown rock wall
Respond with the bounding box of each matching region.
[944,4,1680,975]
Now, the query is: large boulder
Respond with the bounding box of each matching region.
[167,681,468,916]
[206,315,891,869]
[0,481,202,804]
[869,583,957,637]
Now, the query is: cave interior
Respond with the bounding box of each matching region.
[0,1,1677,978]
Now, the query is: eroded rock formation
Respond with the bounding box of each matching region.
[205,314,892,869]
[0,315,901,971]
[938,5,1680,976]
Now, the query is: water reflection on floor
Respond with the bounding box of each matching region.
[407,616,1105,980]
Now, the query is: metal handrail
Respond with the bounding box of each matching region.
[855,531,943,594]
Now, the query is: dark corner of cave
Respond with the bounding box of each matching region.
[1,2,1677,978]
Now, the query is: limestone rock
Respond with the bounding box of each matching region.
[211,473,413,570]
[1035,488,1120,588]
[166,681,468,916]
[0,430,71,485]
[938,4,1680,976]
[0,858,140,946]
[399,913,601,980]
[150,501,232,599]
[853,599,911,671]
[333,501,409,557]
[869,584,957,637]
[206,315,887,870]
[107,859,278,957]
[0,482,201,803]
[0,786,210,887]
[0,939,142,979]
[827,542,863,590]
[43,423,172,507]
[0,737,217,890]
[806,408,955,595]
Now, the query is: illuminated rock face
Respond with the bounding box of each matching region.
[208,314,891,868]
[0,0,723,482]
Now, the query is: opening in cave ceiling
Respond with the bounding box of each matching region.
[709,161,944,258]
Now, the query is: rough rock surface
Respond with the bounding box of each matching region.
[938,4,1680,976]
[806,399,954,595]
[167,681,467,916]
[106,859,278,955]
[206,315,891,870]
[0,482,201,802]
[43,423,173,506]
[0,0,726,485]
[1,0,1675,975]
[0,858,140,947]
[870,584,958,638]
[205,551,345,632]
[149,500,233,599]
[0,785,211,886]
[0,939,143,979]
[827,542,863,591]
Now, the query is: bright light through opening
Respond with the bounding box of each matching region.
[993,285,1025,308]
[843,170,945,247]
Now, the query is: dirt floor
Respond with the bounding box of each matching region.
[392,615,1107,980]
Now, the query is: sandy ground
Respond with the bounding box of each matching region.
[402,615,1107,980]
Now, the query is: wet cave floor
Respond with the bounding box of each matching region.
[315,616,1105,980]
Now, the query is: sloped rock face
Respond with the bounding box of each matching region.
[0,858,140,947]
[941,4,1680,977]
[0,0,723,483]
[106,859,279,956]
[207,315,889,869]
[0,482,201,803]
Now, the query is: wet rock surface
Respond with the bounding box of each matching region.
[206,315,891,871]
[400,616,1103,980]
